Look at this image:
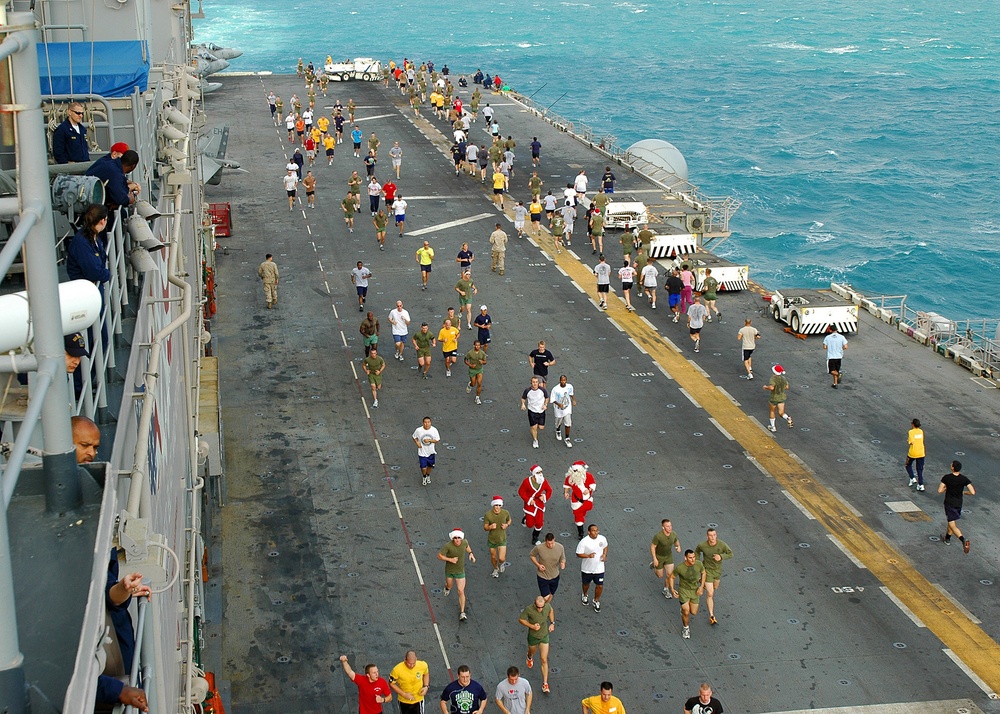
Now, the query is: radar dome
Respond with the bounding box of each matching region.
[625,140,688,181]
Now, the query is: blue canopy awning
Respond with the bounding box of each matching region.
[37,41,149,98]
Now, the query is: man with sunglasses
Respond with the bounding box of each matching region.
[52,102,90,164]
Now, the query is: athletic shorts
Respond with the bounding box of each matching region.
[945,505,962,523]
[468,368,482,378]
[367,374,382,386]
[597,284,609,293]
[488,536,506,549]
[459,296,471,306]
[393,158,402,167]
[537,575,560,598]
[393,334,407,343]
[307,150,316,159]
[306,190,315,196]
[363,334,378,347]
[530,214,541,222]
[418,454,436,469]
[678,589,699,605]
[353,142,361,149]
[514,220,524,229]
[446,571,465,580]
[555,414,572,429]
[528,411,546,427]
[326,149,335,156]
[443,350,457,358]
[493,188,504,195]
[395,214,405,224]
[669,294,681,307]
[828,358,842,373]
[622,282,633,291]
[690,327,702,335]
[581,572,605,586]
[527,631,550,646]
[286,190,296,197]
[416,348,431,358]
[421,264,432,273]
[356,286,368,297]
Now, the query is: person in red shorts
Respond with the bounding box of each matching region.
[518,464,553,545]
[339,656,393,714]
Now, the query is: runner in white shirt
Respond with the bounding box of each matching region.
[576,524,608,612]
[513,202,528,237]
[593,254,612,310]
[388,300,411,361]
[641,259,659,309]
[350,260,372,311]
[549,375,576,447]
[618,260,638,312]
[542,192,558,217]
[283,171,298,211]
[392,195,408,236]
[573,170,588,199]
[411,416,441,486]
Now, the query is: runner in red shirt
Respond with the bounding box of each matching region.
[339,655,393,714]
[383,179,397,206]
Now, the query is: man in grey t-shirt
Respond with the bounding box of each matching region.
[495,667,532,714]
[529,533,566,602]
[593,254,612,310]
[736,318,760,379]
[687,295,710,353]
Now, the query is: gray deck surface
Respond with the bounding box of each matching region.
[204,74,1000,714]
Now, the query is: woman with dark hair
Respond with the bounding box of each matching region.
[66,203,111,289]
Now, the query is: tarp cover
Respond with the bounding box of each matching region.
[37,41,149,98]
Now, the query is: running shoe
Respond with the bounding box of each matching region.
[467,383,472,393]
[787,417,794,428]
[492,568,500,578]
[964,539,971,554]
[446,369,451,377]
[581,594,588,605]
[663,587,672,599]
[682,626,690,639]
[532,440,539,449]
[475,396,482,405]
[748,372,754,380]
[593,601,601,613]
[908,477,918,486]
[459,612,467,621]
[443,588,450,596]
[916,484,925,491]
[767,425,777,433]
[710,616,718,626]
[565,440,573,448]
[556,431,562,441]
[372,399,378,408]
[542,683,550,694]
[422,476,431,486]
[526,656,533,669]
[500,562,508,573]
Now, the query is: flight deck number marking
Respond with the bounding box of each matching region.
[830,586,865,594]
[631,372,654,378]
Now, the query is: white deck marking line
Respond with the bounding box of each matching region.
[933,583,982,624]
[556,266,569,277]
[361,399,370,419]
[317,260,324,273]
[375,439,386,466]
[716,385,741,406]
[572,282,587,294]
[827,487,864,518]
[826,534,867,569]
[402,195,466,200]
[408,212,496,236]
[408,549,424,585]
[324,282,330,294]
[678,387,702,409]
[307,226,312,235]
[639,316,657,330]
[567,250,580,260]
[661,335,683,352]
[433,623,453,672]
[942,648,999,698]
[746,454,772,478]
[708,417,735,441]
[689,361,711,379]
[539,250,552,261]
[352,113,396,122]
[782,490,816,520]
[879,586,926,628]
[627,337,645,352]
[656,364,674,380]
[747,415,770,434]
[340,331,348,348]
[388,485,402,517]
[332,304,339,319]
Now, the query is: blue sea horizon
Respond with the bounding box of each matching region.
[196,0,999,320]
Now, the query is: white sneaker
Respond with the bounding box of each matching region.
[556,432,563,441]
[372,399,378,408]
[499,562,508,573]
[663,587,672,599]
[672,315,679,323]
[492,568,500,578]
[748,372,754,380]
[707,316,712,322]
[916,484,925,491]
[768,425,777,432]
[682,626,690,639]
[467,383,472,393]
[565,440,573,448]
[475,396,482,405]
[581,594,588,605]
[908,477,917,486]
[532,440,539,449]
[446,369,451,377]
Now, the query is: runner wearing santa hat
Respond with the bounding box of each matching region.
[483,497,512,577]
[518,465,553,545]
[764,364,793,432]
[563,461,597,540]
[437,529,475,621]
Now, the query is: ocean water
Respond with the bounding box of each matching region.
[197,0,999,319]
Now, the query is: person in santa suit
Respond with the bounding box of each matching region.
[518,464,553,545]
[563,461,597,540]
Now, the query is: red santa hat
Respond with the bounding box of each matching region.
[491,496,504,507]
[772,364,785,375]
[530,464,543,476]
[449,529,465,540]
[572,460,588,470]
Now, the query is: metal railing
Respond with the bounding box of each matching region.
[507,89,741,235]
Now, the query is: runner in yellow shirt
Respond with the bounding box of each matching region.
[437,319,460,378]
[388,651,429,714]
[416,240,434,290]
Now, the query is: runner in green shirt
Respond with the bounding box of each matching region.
[518,596,555,692]
[342,193,356,232]
[373,210,388,250]
[650,518,682,599]
[437,530,475,621]
[483,496,511,577]
[361,348,385,409]
[764,364,793,431]
[670,549,706,640]
[702,268,721,321]
[455,271,478,328]
[411,323,435,379]
[465,340,487,405]
[695,528,734,626]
